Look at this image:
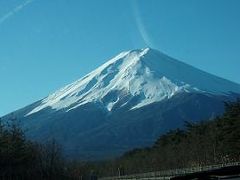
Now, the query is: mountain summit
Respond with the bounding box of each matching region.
[3,48,240,159]
[26,48,240,115]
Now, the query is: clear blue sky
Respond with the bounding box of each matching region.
[1,0,240,116]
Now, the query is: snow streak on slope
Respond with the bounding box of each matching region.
[26,48,240,116]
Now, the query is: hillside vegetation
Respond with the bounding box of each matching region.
[0,99,239,179]
[86,99,240,177]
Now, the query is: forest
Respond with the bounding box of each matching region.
[0,99,239,179]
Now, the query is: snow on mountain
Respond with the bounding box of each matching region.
[26,48,240,116]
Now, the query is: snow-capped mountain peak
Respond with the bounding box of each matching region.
[26,48,240,116]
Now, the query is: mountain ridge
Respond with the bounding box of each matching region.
[2,48,240,160]
[24,48,240,116]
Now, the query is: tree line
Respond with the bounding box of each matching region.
[0,99,239,179]
[82,99,240,178]
[0,118,68,180]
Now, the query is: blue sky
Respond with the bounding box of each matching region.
[1,0,240,116]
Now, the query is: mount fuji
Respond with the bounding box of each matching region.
[3,48,240,159]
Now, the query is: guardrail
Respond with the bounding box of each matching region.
[99,162,240,180]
